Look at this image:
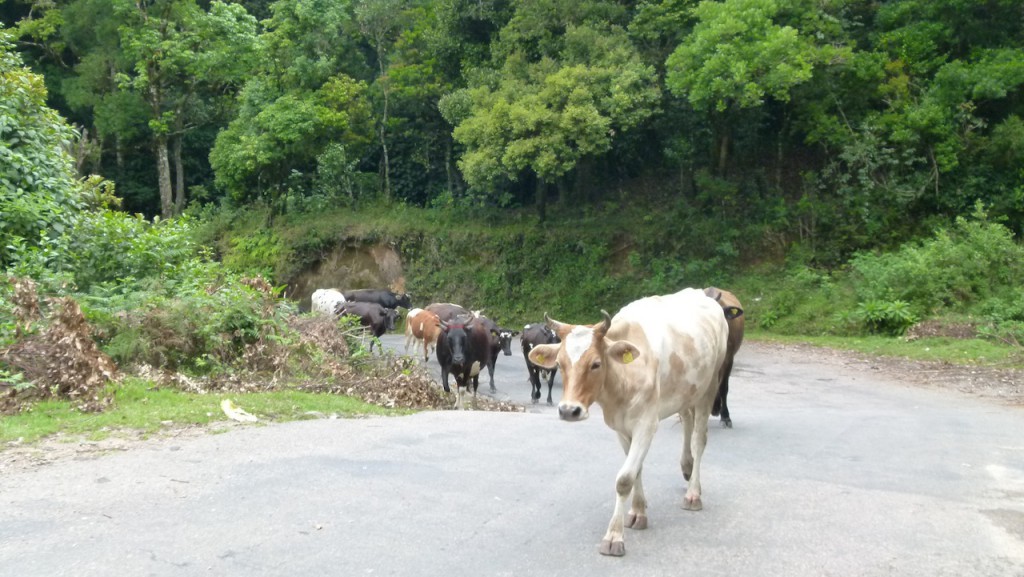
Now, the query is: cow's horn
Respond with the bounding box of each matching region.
[544,312,571,339]
[596,309,612,336]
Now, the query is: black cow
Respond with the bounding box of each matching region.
[470,316,519,393]
[336,301,399,353]
[436,316,486,409]
[521,323,560,405]
[342,288,412,310]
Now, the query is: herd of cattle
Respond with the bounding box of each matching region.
[312,285,746,557]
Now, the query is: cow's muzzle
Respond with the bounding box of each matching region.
[558,402,588,422]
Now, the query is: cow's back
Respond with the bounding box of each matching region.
[611,288,729,417]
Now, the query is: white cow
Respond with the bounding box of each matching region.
[528,288,730,557]
[311,288,346,316]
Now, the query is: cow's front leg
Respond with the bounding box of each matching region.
[600,423,656,557]
[615,433,649,531]
[545,371,556,406]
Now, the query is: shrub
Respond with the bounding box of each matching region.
[853,299,919,336]
[849,204,1024,317]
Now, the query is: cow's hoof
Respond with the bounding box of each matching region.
[531,398,539,405]
[546,400,553,406]
[599,539,625,557]
[626,513,647,530]
[490,386,497,393]
[721,418,732,428]
[682,496,703,511]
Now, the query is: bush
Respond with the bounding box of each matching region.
[849,204,1024,317]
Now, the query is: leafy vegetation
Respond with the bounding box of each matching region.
[3,1,1024,446]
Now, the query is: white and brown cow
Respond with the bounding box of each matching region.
[404,308,442,362]
[528,288,729,557]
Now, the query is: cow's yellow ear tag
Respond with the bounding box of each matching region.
[536,354,545,364]
[622,351,634,364]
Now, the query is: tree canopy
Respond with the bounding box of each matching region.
[3,0,1023,262]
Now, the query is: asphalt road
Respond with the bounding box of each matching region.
[2,337,1023,576]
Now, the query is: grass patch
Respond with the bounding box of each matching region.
[0,377,400,445]
[750,331,1024,368]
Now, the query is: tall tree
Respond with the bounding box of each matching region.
[664,0,818,175]
[355,0,414,202]
[113,0,257,218]
[209,0,373,206]
[450,23,659,218]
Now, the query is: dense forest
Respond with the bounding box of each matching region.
[3,0,1023,266]
[4,0,1024,420]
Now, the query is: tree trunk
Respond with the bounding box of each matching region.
[444,139,453,197]
[376,49,391,201]
[155,136,173,219]
[535,177,547,222]
[172,134,185,214]
[717,132,730,177]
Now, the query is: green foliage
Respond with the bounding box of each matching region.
[849,205,1024,316]
[0,31,85,267]
[665,0,818,112]
[852,299,918,336]
[83,263,292,373]
[453,23,660,196]
[208,0,374,205]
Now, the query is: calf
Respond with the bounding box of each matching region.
[520,323,560,405]
[343,288,412,310]
[404,308,442,362]
[703,287,745,428]
[337,301,399,353]
[528,288,729,556]
[311,288,345,315]
[435,317,486,410]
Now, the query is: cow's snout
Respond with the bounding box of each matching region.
[558,403,587,421]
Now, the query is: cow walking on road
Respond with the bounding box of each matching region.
[337,301,399,354]
[521,323,560,405]
[436,317,485,410]
[528,288,729,557]
[703,287,745,428]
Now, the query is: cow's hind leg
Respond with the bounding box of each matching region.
[715,357,734,428]
[679,404,711,511]
[545,371,556,406]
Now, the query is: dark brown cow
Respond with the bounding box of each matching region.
[337,301,399,353]
[342,288,412,310]
[469,316,518,393]
[425,302,481,323]
[521,323,560,405]
[435,316,486,410]
[703,287,745,428]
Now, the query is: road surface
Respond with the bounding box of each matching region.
[2,339,1022,576]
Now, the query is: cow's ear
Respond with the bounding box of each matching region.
[608,341,641,365]
[528,344,559,369]
[724,306,744,320]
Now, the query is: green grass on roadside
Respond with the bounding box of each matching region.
[0,377,401,445]
[750,330,1024,368]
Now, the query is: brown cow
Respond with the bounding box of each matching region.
[703,287,745,428]
[404,308,442,362]
[528,288,729,557]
